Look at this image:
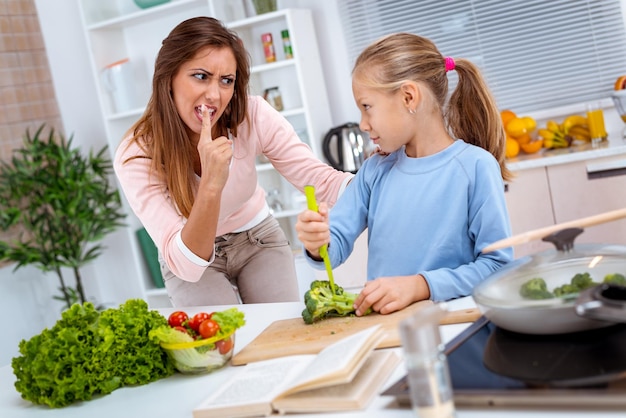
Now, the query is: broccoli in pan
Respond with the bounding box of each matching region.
[520,272,626,300]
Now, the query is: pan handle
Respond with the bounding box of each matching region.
[575,284,626,323]
[483,207,626,253]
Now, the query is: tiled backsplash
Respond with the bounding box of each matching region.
[0,0,62,162]
[0,0,62,250]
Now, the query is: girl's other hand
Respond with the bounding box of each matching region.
[295,201,330,259]
[353,274,430,315]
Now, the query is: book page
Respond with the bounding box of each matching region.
[282,325,384,395]
[193,355,314,418]
[193,325,383,418]
[272,350,401,414]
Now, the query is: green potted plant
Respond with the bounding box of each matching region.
[0,124,126,310]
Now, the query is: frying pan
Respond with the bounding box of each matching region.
[475,208,626,335]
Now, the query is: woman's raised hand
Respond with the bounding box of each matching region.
[197,104,232,190]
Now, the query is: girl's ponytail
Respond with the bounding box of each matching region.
[445,59,512,181]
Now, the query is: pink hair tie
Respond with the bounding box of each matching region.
[444,56,455,72]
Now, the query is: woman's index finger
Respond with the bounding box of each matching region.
[201,104,212,141]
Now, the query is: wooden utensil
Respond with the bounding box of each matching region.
[231,302,481,365]
[483,207,626,253]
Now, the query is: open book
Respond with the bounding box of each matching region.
[192,325,400,418]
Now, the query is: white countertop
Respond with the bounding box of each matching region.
[507,137,626,171]
[1,297,624,418]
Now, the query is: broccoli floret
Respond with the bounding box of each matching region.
[570,272,596,290]
[552,272,600,297]
[553,283,579,297]
[520,278,554,299]
[301,308,314,325]
[301,280,371,324]
[521,272,620,300]
[604,273,626,286]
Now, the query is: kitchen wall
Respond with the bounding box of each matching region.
[0,0,63,248]
[0,0,72,368]
[0,0,146,367]
[0,0,62,160]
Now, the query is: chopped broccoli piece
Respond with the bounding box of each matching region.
[519,278,554,299]
[604,273,626,286]
[301,280,371,324]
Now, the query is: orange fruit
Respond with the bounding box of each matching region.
[505,137,520,158]
[615,75,626,90]
[521,116,536,132]
[515,133,532,145]
[505,118,527,138]
[520,139,543,154]
[500,109,517,127]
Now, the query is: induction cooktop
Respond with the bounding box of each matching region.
[383,316,626,409]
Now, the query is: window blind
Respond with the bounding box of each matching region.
[337,0,626,114]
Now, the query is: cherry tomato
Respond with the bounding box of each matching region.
[168,311,188,328]
[188,312,212,332]
[198,319,220,339]
[216,337,233,355]
[173,326,188,334]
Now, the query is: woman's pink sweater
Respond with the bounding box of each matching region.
[114,96,352,282]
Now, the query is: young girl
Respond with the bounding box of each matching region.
[296,33,513,316]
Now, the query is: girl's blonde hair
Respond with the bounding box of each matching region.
[352,33,512,181]
[123,17,251,218]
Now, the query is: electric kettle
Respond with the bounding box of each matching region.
[322,123,374,173]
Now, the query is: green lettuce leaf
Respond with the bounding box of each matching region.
[11,299,174,408]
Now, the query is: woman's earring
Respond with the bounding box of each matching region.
[409,108,416,115]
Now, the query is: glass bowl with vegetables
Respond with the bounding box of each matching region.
[150,307,245,374]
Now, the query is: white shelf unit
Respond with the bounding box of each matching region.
[226,8,333,243]
[76,0,333,306]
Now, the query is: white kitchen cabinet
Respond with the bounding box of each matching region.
[549,155,626,246]
[505,154,626,258]
[76,0,333,306]
[504,167,555,257]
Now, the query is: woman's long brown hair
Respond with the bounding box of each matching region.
[123,17,251,218]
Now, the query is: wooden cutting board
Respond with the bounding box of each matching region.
[231,301,481,365]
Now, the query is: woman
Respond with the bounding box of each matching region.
[114,17,352,306]
[296,33,513,316]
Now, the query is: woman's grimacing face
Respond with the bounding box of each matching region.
[352,78,415,155]
[171,46,237,142]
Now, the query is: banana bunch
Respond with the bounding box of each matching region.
[538,115,591,149]
[538,120,570,149]
[561,115,591,142]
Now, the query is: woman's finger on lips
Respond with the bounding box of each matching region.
[201,104,212,141]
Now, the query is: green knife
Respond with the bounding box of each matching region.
[304,185,337,294]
